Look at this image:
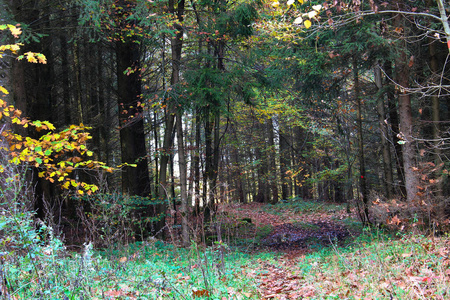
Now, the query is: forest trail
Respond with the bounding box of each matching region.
[220,202,361,299]
[221,202,358,253]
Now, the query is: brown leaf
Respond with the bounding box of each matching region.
[192,289,210,298]
[408,56,414,67]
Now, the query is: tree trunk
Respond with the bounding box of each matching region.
[268,118,279,204]
[385,61,406,197]
[116,40,150,196]
[176,113,189,246]
[279,122,291,200]
[429,39,443,197]
[395,47,418,202]
[353,56,369,223]
[169,0,188,245]
[374,64,394,199]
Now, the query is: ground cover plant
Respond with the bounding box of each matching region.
[3,199,450,299]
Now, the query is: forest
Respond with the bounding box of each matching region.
[1,0,450,299]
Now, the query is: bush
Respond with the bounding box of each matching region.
[76,192,167,247]
[369,191,450,234]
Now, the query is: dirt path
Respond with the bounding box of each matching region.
[220,202,360,299]
[221,202,357,251]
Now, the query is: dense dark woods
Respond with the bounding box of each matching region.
[3,0,450,245]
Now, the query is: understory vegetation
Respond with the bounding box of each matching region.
[2,196,450,299]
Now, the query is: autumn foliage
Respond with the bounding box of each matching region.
[0,24,111,195]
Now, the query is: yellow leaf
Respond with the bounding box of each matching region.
[304,20,312,29]
[0,86,9,95]
[37,54,47,64]
[26,52,38,63]
[8,25,22,38]
[77,190,84,195]
[272,1,280,7]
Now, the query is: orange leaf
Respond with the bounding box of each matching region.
[192,289,210,298]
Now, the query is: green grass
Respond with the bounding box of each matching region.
[4,239,267,299]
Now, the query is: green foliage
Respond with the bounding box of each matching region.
[225,3,259,38]
[3,235,263,299]
[0,149,66,299]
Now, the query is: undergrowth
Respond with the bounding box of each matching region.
[2,238,264,299]
[295,229,450,299]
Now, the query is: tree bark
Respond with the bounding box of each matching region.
[374,64,394,199]
[353,56,369,223]
[395,44,418,202]
[268,118,279,204]
[170,0,188,245]
[429,39,443,197]
[279,121,291,200]
[385,61,407,197]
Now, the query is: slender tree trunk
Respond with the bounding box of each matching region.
[279,121,291,200]
[255,119,268,203]
[374,64,394,199]
[268,118,279,204]
[73,42,84,124]
[193,111,201,214]
[176,113,189,245]
[353,56,369,223]
[385,62,406,197]
[429,39,443,197]
[169,0,188,245]
[394,28,418,202]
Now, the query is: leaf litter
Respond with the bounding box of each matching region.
[221,202,450,299]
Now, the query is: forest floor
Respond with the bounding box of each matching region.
[216,201,362,299]
[219,201,357,253]
[6,200,450,299]
[211,201,450,299]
